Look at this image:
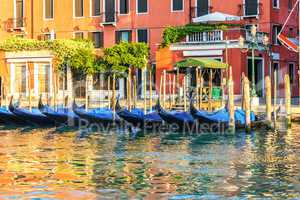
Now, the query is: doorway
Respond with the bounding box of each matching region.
[247,57,264,97]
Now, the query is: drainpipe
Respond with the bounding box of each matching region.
[31,0,34,38]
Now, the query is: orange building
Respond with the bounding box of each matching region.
[0,0,299,101]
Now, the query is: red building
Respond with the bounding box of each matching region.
[154,0,299,98]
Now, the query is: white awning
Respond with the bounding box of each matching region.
[192,12,241,23]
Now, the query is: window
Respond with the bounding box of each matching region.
[273,62,280,83]
[74,32,84,39]
[288,0,293,11]
[289,63,295,83]
[120,0,129,14]
[115,30,132,43]
[272,25,282,45]
[137,0,147,13]
[44,0,54,19]
[44,33,51,40]
[15,0,24,27]
[172,0,183,11]
[38,64,51,93]
[273,0,279,8]
[59,70,67,90]
[74,0,84,17]
[196,0,209,17]
[89,32,104,48]
[137,29,148,43]
[244,0,258,16]
[15,63,27,94]
[91,0,101,16]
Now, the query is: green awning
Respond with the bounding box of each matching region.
[174,58,228,69]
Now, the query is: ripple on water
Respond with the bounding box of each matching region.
[0,127,299,199]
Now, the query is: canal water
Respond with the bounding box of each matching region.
[0,126,300,199]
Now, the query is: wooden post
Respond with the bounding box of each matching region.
[196,68,199,109]
[241,73,245,110]
[274,69,277,125]
[199,71,203,109]
[168,74,172,109]
[85,76,89,111]
[113,73,116,118]
[108,75,111,109]
[208,69,213,111]
[228,67,235,131]
[159,74,163,106]
[149,66,153,112]
[133,75,137,108]
[176,68,180,102]
[62,71,65,108]
[172,74,176,107]
[265,76,272,124]
[244,77,251,132]
[183,76,187,112]
[163,70,166,108]
[298,70,300,105]
[285,74,291,128]
[143,69,147,114]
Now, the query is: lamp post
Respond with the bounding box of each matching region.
[262,35,272,77]
[239,25,259,97]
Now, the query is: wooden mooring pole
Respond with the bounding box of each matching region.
[163,70,166,108]
[183,76,187,112]
[228,67,235,131]
[265,76,272,125]
[285,74,291,128]
[244,77,251,132]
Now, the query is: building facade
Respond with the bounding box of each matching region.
[0,0,299,100]
[156,0,299,98]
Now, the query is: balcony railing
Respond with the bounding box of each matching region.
[5,18,26,32]
[186,30,223,43]
[184,29,266,44]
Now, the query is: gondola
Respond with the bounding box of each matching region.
[155,99,195,131]
[0,106,27,125]
[189,99,256,130]
[8,96,55,126]
[72,100,121,125]
[115,98,162,129]
[38,97,80,126]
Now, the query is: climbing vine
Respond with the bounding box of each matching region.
[160,23,240,48]
[0,37,95,74]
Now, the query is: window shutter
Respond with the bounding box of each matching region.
[93,0,101,16]
[197,0,208,17]
[99,32,104,47]
[128,31,132,42]
[245,0,258,16]
[173,0,183,11]
[75,0,83,17]
[138,0,147,13]
[137,29,148,43]
[120,0,129,14]
[115,31,120,44]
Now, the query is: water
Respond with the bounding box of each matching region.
[0,126,300,199]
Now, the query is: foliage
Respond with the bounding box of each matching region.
[0,37,95,74]
[0,38,149,76]
[100,42,149,77]
[160,23,240,48]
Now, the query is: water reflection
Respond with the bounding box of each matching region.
[0,126,299,199]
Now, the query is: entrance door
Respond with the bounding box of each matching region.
[15,63,27,96]
[105,0,115,23]
[247,58,264,97]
